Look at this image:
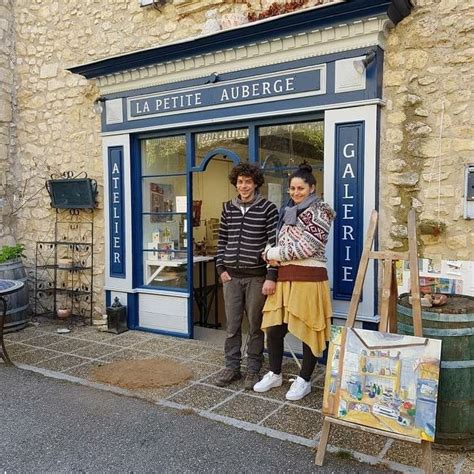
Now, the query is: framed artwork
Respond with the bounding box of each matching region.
[323,326,441,442]
[150,183,174,222]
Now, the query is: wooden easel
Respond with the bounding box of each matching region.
[315,209,433,474]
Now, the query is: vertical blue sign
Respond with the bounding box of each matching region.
[333,122,364,300]
[108,146,125,278]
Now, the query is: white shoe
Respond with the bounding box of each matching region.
[253,371,283,392]
[285,376,311,401]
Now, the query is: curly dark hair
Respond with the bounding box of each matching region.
[228,163,264,189]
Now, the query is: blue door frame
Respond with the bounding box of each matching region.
[131,113,323,338]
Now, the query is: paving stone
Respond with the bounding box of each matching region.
[63,360,106,379]
[136,382,193,402]
[98,349,155,362]
[161,342,209,360]
[167,384,233,411]
[289,387,324,410]
[384,440,460,471]
[213,393,282,424]
[263,405,324,439]
[17,334,63,348]
[188,362,223,381]
[4,328,48,342]
[205,369,245,391]
[36,354,92,372]
[194,348,225,366]
[46,338,91,353]
[71,342,122,359]
[13,348,60,365]
[108,331,155,347]
[461,452,473,474]
[132,338,180,353]
[329,424,387,456]
[72,330,121,343]
[3,341,35,356]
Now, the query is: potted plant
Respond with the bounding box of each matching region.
[0,243,30,332]
[0,243,26,265]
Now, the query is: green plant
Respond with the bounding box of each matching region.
[0,244,26,264]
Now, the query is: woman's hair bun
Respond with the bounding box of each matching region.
[298,162,313,173]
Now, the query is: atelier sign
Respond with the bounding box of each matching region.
[108,146,126,278]
[333,122,364,301]
[128,65,325,120]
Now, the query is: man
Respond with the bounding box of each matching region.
[215,163,279,390]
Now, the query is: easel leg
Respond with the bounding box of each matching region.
[315,418,332,466]
[421,440,433,474]
[379,259,393,332]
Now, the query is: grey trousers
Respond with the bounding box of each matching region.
[222,275,266,373]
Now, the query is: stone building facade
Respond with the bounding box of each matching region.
[0,0,472,320]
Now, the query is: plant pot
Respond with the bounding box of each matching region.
[57,308,72,319]
[0,258,30,333]
[57,258,73,269]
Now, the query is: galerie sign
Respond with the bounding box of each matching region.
[333,122,364,300]
[127,65,325,120]
[108,146,125,278]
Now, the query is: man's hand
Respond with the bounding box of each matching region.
[262,279,276,296]
[220,271,232,283]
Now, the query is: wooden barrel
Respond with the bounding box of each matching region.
[0,259,30,333]
[397,293,474,450]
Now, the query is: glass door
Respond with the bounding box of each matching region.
[258,120,324,208]
[140,135,189,290]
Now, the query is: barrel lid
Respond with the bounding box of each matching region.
[398,293,474,314]
[0,279,24,295]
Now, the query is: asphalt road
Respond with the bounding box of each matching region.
[0,366,388,473]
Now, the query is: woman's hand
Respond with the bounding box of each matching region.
[267,259,280,267]
[262,280,276,296]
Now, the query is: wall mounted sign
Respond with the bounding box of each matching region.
[127,64,325,120]
[333,121,364,300]
[108,146,126,278]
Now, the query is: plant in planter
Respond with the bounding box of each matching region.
[0,244,26,264]
[0,243,30,332]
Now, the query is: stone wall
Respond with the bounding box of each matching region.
[13,0,315,316]
[7,0,472,316]
[381,0,474,265]
[0,0,15,245]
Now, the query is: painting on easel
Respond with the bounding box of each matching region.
[323,325,442,442]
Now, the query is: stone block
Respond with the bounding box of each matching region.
[389,172,419,186]
[446,233,467,250]
[387,158,406,172]
[39,62,58,79]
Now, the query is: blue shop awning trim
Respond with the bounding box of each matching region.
[67,0,413,80]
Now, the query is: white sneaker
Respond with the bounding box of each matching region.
[285,376,311,401]
[253,371,283,392]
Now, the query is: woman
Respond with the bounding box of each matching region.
[253,163,335,400]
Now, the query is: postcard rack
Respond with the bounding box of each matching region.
[315,209,433,474]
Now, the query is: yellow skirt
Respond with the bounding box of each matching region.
[262,280,332,357]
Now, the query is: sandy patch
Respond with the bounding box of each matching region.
[91,358,193,389]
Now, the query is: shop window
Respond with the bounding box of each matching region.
[140,137,188,290]
[195,128,249,168]
[258,120,324,208]
[142,136,186,175]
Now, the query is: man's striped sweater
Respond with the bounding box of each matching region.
[216,194,279,281]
